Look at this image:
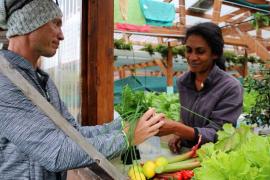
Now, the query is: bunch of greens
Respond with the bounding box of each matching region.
[194,124,270,180]
[115,86,150,164]
[115,86,150,141]
[115,86,181,123]
[115,86,182,168]
[145,92,180,121]
[115,86,150,122]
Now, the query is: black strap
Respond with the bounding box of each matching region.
[193,127,200,143]
[35,69,50,102]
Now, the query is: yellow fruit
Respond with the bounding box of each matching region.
[142,160,156,179]
[128,165,143,177]
[155,156,168,167]
[129,172,146,180]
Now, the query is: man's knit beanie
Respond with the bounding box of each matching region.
[0,0,62,38]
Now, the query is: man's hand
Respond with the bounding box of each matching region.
[168,135,181,153]
[132,108,165,145]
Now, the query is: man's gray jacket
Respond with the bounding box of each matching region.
[0,50,127,180]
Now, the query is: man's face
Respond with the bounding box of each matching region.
[29,17,64,57]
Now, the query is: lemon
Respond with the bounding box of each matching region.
[155,156,168,167]
[129,172,146,180]
[142,160,156,179]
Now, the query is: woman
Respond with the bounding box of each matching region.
[158,22,243,153]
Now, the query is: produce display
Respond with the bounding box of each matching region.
[194,124,270,180]
[115,86,270,179]
[127,124,270,179]
[127,137,201,180]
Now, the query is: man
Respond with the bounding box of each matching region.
[0,0,164,179]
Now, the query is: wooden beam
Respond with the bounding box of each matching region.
[226,11,251,24]
[178,0,186,27]
[175,9,212,19]
[224,37,247,46]
[222,22,253,35]
[127,40,182,47]
[81,0,114,126]
[212,0,222,24]
[154,59,167,76]
[219,9,247,22]
[114,59,168,76]
[114,27,185,38]
[148,26,185,36]
[236,28,270,61]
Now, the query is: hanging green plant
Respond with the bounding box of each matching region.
[172,47,179,58]
[237,55,248,64]
[247,56,264,64]
[251,12,270,30]
[223,51,264,65]
[141,43,155,56]
[123,42,133,50]
[223,51,238,65]
[114,38,133,50]
[155,44,168,58]
[173,45,186,58]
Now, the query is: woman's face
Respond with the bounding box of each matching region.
[185,34,217,74]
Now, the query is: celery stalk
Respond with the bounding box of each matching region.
[155,160,200,174]
[167,150,196,164]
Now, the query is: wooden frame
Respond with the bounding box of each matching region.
[81,0,114,125]
[114,0,270,61]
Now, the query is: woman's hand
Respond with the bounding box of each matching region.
[168,135,181,153]
[132,108,165,145]
[156,118,175,136]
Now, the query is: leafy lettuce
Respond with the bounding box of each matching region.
[194,124,270,180]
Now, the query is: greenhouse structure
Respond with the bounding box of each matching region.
[0,0,270,179]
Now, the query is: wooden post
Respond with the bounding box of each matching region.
[81,0,114,126]
[212,0,222,24]
[167,42,173,93]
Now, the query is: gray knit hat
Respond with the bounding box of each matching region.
[0,0,62,38]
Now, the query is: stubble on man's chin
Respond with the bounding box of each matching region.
[43,51,57,58]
